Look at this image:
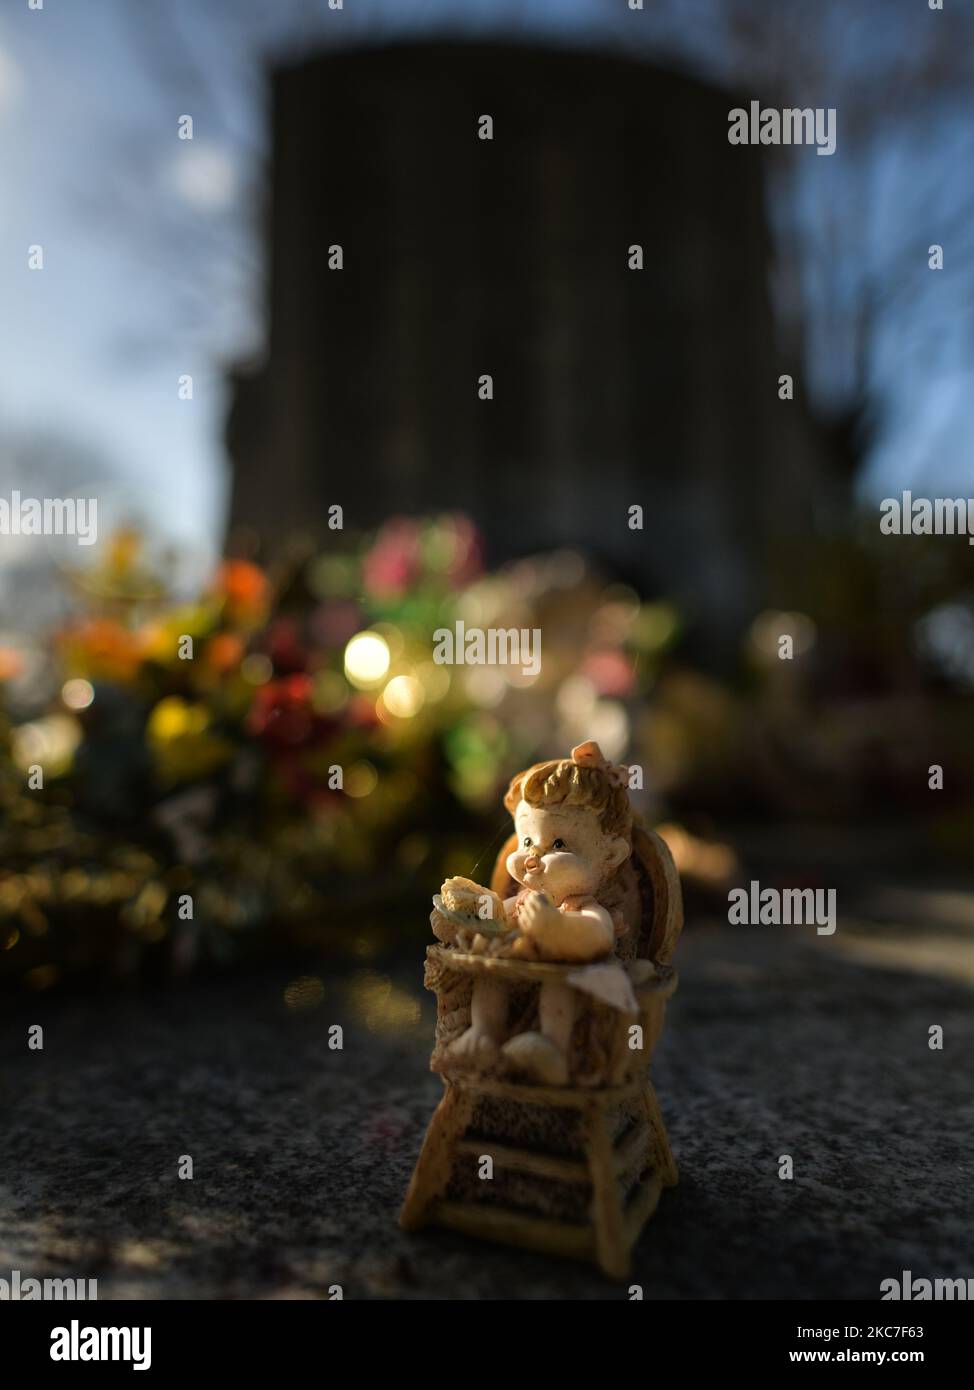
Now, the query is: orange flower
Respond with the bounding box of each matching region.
[58,619,144,683]
[214,560,269,624]
[205,632,246,674]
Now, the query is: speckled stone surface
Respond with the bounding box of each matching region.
[2,906,972,1300]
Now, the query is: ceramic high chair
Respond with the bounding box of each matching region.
[400,825,683,1279]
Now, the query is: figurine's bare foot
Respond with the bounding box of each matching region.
[501,1031,569,1086]
[443,1026,499,1072]
[503,933,540,960]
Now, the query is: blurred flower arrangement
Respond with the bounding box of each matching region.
[0,517,681,987]
[5,510,972,990]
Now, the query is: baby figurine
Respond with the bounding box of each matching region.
[432,741,633,1086]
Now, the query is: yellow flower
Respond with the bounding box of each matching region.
[146,698,233,785]
[147,697,210,743]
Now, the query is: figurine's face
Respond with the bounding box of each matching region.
[506,799,629,906]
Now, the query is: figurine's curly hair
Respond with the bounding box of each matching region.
[503,755,632,841]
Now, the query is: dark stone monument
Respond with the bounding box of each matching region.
[227,40,834,659]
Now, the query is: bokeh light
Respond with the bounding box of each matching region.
[61,678,95,710]
[382,674,425,719]
[12,715,82,774]
[345,760,379,797]
[748,610,817,662]
[241,653,273,684]
[344,631,391,687]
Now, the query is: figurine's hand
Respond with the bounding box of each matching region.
[517,892,564,952]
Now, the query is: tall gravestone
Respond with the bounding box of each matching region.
[227,41,833,659]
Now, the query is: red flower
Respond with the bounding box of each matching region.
[247,675,317,747]
[264,618,308,676]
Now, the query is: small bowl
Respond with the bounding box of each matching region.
[432,894,506,937]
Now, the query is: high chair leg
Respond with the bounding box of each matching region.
[643,1081,678,1187]
[399,1081,473,1230]
[585,1104,631,1280]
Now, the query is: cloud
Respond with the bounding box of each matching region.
[166,141,238,211]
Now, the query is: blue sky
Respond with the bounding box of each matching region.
[0,2,249,577]
[1,0,971,584]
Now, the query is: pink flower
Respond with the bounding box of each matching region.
[363,518,423,598]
